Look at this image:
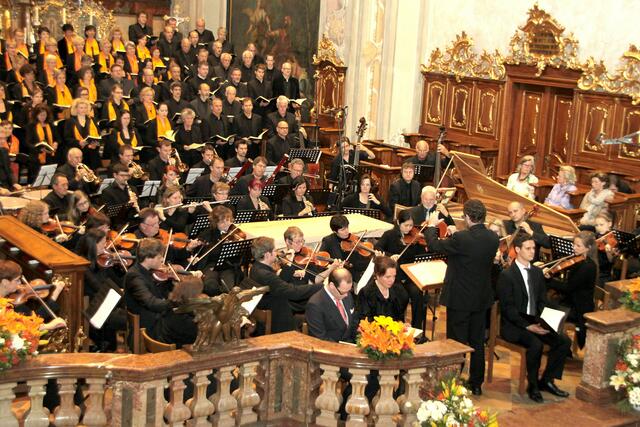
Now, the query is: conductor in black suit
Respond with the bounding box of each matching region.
[497,232,571,402]
[306,268,358,343]
[424,199,499,395]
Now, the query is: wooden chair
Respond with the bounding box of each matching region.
[140,328,176,353]
[250,309,272,335]
[126,311,141,355]
[394,204,409,221]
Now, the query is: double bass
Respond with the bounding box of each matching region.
[351,118,367,192]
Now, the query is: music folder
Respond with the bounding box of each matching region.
[523,306,569,334]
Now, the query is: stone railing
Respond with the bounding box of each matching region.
[0,332,470,426]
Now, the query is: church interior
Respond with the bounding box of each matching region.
[0,0,639,425]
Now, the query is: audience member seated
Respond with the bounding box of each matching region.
[579,171,615,226]
[544,165,577,210]
[506,155,538,199]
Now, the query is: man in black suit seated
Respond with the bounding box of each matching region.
[275,158,303,185]
[497,232,571,403]
[147,140,173,181]
[424,199,499,396]
[388,162,421,213]
[224,139,251,169]
[101,163,139,227]
[503,201,551,261]
[249,236,323,333]
[187,156,226,197]
[266,120,298,165]
[43,173,71,219]
[125,238,174,332]
[128,12,153,48]
[230,156,267,196]
[409,185,455,228]
[406,140,451,171]
[306,267,358,342]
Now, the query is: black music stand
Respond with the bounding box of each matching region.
[549,235,574,259]
[613,230,637,248]
[314,210,339,217]
[214,239,254,270]
[227,195,242,207]
[105,203,132,227]
[188,214,212,239]
[343,207,381,220]
[412,251,448,339]
[414,252,448,263]
[235,210,271,224]
[263,184,290,211]
[414,164,434,184]
[289,148,322,164]
[308,189,331,207]
[184,196,212,204]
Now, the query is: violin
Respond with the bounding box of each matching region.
[97,249,135,269]
[596,231,618,252]
[292,246,350,268]
[157,228,200,250]
[41,218,81,235]
[8,279,54,305]
[107,230,141,249]
[403,227,427,246]
[226,224,247,241]
[545,254,586,277]
[152,263,190,282]
[340,233,376,257]
[421,218,449,239]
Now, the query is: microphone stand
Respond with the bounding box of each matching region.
[334,107,349,212]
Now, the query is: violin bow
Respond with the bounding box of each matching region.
[21,276,58,320]
[343,230,367,264]
[167,263,182,282]
[397,222,429,260]
[111,248,129,272]
[162,229,173,264]
[538,253,575,269]
[185,225,240,270]
[276,253,320,277]
[106,223,130,251]
[54,215,65,236]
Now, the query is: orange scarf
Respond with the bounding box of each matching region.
[2,134,19,155]
[136,45,150,61]
[35,123,53,164]
[4,54,12,71]
[37,41,45,55]
[117,129,138,147]
[44,68,55,86]
[65,37,74,55]
[126,54,139,75]
[73,117,99,141]
[107,100,130,121]
[16,44,28,59]
[53,53,63,69]
[80,79,98,103]
[73,51,82,71]
[111,39,125,54]
[97,52,114,73]
[144,102,157,121]
[56,85,72,106]
[157,117,172,137]
[84,39,99,56]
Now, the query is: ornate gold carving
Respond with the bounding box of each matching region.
[34,0,115,40]
[621,110,640,158]
[584,105,609,152]
[426,82,445,124]
[578,45,640,105]
[477,90,497,133]
[505,4,581,76]
[313,34,345,66]
[421,32,505,81]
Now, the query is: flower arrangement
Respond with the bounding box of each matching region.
[356,315,415,361]
[416,377,498,427]
[0,298,43,373]
[619,288,640,313]
[609,333,640,410]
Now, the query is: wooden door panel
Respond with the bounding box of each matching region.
[448,82,472,132]
[618,106,640,163]
[515,90,544,156]
[423,79,447,126]
[544,94,573,174]
[473,84,500,138]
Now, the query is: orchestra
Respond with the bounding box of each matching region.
[0,15,639,412]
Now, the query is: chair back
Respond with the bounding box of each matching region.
[127,311,141,354]
[251,309,272,335]
[594,285,611,311]
[394,204,409,221]
[141,328,176,353]
[488,301,500,349]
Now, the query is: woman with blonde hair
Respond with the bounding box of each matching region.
[64,98,101,169]
[506,155,538,199]
[544,165,577,209]
[18,200,50,231]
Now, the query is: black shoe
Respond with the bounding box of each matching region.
[539,380,569,398]
[470,385,482,396]
[528,388,544,403]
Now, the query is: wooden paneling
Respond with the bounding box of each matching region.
[473,84,501,138]
[545,94,573,175]
[448,82,473,132]
[423,78,447,126]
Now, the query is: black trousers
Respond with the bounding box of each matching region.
[446,308,486,387]
[402,280,427,330]
[504,328,571,389]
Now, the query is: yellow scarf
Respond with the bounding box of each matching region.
[118,129,138,147]
[111,39,125,54]
[37,41,45,55]
[157,117,172,137]
[73,117,99,141]
[53,53,63,69]
[56,85,72,106]
[65,37,74,55]
[35,123,53,164]
[73,51,83,71]
[4,54,12,71]
[80,79,98,103]
[84,39,99,56]
[2,134,19,155]
[144,102,157,121]
[107,100,129,122]
[97,52,114,73]
[136,46,150,61]
[16,44,28,58]
[126,54,139,75]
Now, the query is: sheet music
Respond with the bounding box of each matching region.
[405,260,447,287]
[89,289,121,329]
[33,164,58,187]
[241,288,263,314]
[97,178,114,195]
[185,168,204,185]
[263,166,277,178]
[140,180,161,198]
[540,307,567,333]
[355,259,375,295]
[227,167,241,179]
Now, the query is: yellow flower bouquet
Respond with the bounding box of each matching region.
[0,298,43,373]
[356,315,415,360]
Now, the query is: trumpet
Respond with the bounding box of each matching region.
[76,163,101,184]
[169,148,189,173]
[128,161,147,179]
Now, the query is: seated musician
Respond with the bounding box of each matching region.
[342,174,391,218]
[147,140,173,181]
[75,228,126,352]
[506,155,538,200]
[306,267,358,342]
[55,147,97,194]
[320,214,379,283]
[224,139,252,169]
[408,185,455,230]
[266,120,298,165]
[249,236,323,333]
[191,144,216,173]
[66,190,96,229]
[236,178,271,212]
[0,260,67,332]
[328,137,375,189]
[406,139,450,170]
[157,165,182,201]
[18,200,54,235]
[194,205,245,296]
[504,201,551,261]
[111,144,145,189]
[64,98,101,170]
[388,162,421,213]
[579,171,615,226]
[357,256,409,323]
[544,165,577,210]
[544,231,597,349]
[102,163,140,226]
[280,177,314,217]
[594,212,618,284]
[497,232,571,403]
[187,156,226,197]
[149,275,203,348]
[275,157,304,185]
[233,98,263,159]
[43,173,72,219]
[375,209,427,329]
[213,182,231,204]
[230,155,268,195]
[124,238,175,332]
[156,185,209,233]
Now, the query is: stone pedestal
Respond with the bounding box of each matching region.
[576,308,640,404]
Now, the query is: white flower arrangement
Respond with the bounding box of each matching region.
[610,334,640,410]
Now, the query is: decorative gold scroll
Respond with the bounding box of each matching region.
[504,3,581,76]
[35,0,115,40]
[312,34,345,67]
[578,45,640,105]
[421,32,505,81]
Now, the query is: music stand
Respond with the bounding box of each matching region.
[184,196,212,204]
[263,184,290,211]
[314,210,339,217]
[414,252,448,263]
[214,238,254,270]
[414,164,434,184]
[235,210,271,224]
[308,189,331,207]
[288,148,322,164]
[105,203,130,221]
[227,166,242,180]
[139,180,161,198]
[343,207,381,220]
[188,214,212,239]
[226,195,242,207]
[263,166,277,179]
[185,168,205,185]
[613,230,637,247]
[549,235,574,259]
[32,164,57,187]
[97,178,115,195]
